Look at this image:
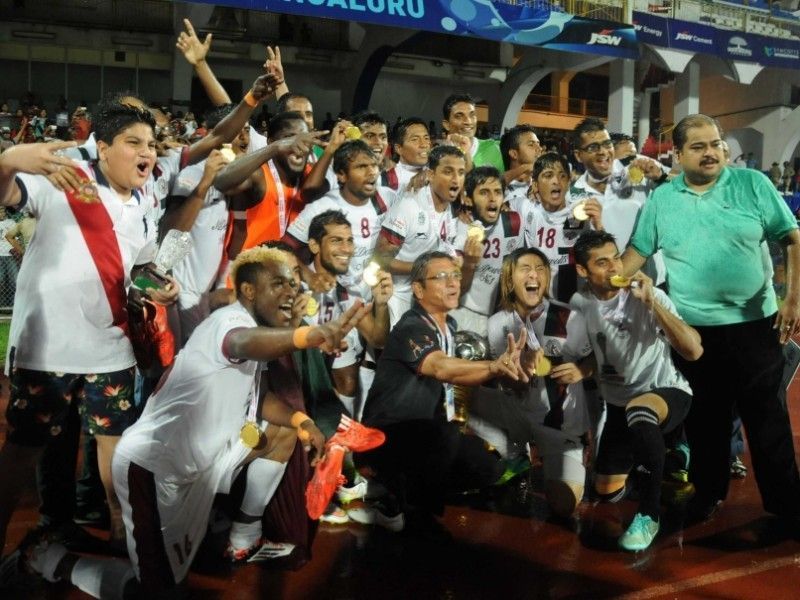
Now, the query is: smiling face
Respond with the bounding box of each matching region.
[443,101,477,141]
[428,155,466,206]
[395,124,431,167]
[252,260,299,327]
[511,253,549,313]
[272,119,310,174]
[675,123,725,188]
[359,122,389,162]
[533,161,569,212]
[338,151,380,202]
[412,257,461,313]
[574,129,614,180]
[468,177,504,225]
[310,223,355,276]
[96,122,156,195]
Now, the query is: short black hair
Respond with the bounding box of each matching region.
[532,152,570,181]
[332,140,375,175]
[410,250,455,285]
[309,209,351,244]
[204,104,235,129]
[573,230,619,267]
[442,93,476,120]
[93,98,156,145]
[428,144,465,170]
[392,117,428,147]
[673,114,721,151]
[260,240,293,253]
[268,111,306,141]
[465,166,503,198]
[500,124,538,169]
[277,92,311,113]
[352,110,388,131]
[573,117,607,147]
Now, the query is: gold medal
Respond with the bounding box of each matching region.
[240,421,260,448]
[572,202,589,221]
[344,126,362,140]
[363,261,381,287]
[610,275,631,288]
[220,144,236,162]
[467,223,485,243]
[305,295,319,316]
[628,166,644,184]
[535,355,552,376]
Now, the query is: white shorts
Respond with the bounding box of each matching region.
[332,328,363,370]
[113,437,251,584]
[530,423,586,487]
[388,293,411,329]
[451,306,489,338]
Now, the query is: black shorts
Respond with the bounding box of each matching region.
[595,387,692,477]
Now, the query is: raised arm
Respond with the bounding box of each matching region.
[0,141,77,207]
[176,18,231,106]
[161,150,228,233]
[355,270,393,348]
[301,120,348,200]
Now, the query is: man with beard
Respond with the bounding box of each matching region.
[623,114,800,525]
[375,145,466,327]
[0,101,178,554]
[570,118,667,285]
[285,140,396,297]
[455,166,524,337]
[304,210,393,410]
[526,153,602,304]
[7,247,368,597]
[215,111,327,258]
[441,93,503,171]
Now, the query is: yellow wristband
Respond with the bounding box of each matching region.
[243,90,258,108]
[292,326,312,349]
[291,411,310,429]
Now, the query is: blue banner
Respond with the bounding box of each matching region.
[633,11,800,69]
[190,0,638,58]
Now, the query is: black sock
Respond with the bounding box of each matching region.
[626,406,665,521]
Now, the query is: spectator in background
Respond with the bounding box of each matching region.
[0,207,20,307]
[0,128,13,153]
[4,210,35,262]
[781,160,794,193]
[769,162,782,187]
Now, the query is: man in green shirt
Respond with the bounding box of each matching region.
[441,93,504,172]
[622,113,800,522]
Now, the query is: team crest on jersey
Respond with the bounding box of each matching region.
[545,339,562,357]
[157,178,168,196]
[75,182,100,204]
[418,213,426,225]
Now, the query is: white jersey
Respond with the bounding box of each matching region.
[248,128,268,153]
[488,301,589,438]
[10,165,157,373]
[116,302,260,485]
[525,202,592,304]
[286,187,396,296]
[380,186,461,300]
[564,288,692,407]
[458,212,523,316]
[61,132,97,161]
[139,149,186,227]
[169,159,229,306]
[393,162,424,194]
[505,180,530,208]
[569,158,665,284]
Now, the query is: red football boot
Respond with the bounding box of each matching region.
[306,444,347,520]
[327,415,386,453]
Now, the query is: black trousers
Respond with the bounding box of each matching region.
[356,419,504,514]
[672,315,800,517]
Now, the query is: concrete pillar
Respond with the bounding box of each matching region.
[550,71,575,114]
[638,89,653,149]
[674,61,700,122]
[607,59,634,134]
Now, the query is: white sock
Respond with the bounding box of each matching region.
[70,557,136,600]
[229,458,287,548]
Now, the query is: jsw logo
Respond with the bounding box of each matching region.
[589,30,622,46]
[676,32,693,41]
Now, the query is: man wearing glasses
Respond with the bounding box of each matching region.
[356,251,531,532]
[570,118,668,286]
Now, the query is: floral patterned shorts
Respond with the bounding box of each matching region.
[6,366,137,446]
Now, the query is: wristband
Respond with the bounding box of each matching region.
[291,411,311,428]
[292,326,312,349]
[243,90,258,108]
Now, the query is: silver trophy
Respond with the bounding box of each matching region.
[133,229,193,291]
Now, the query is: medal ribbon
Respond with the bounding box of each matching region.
[267,159,298,237]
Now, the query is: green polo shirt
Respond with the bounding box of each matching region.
[630,167,796,326]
